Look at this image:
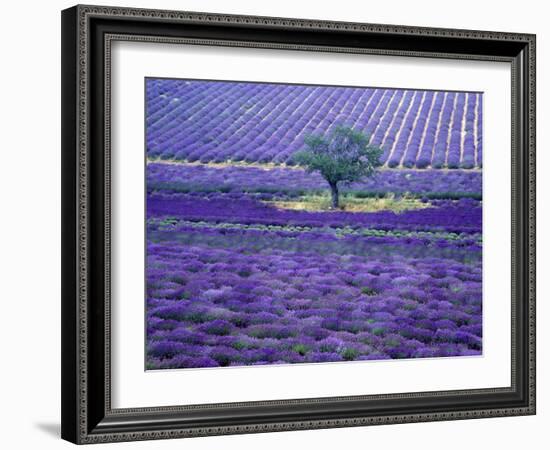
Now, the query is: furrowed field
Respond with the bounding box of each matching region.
[145,79,483,370]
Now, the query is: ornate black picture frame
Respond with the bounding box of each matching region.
[61,4,536,444]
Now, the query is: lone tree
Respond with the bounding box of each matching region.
[293,125,383,208]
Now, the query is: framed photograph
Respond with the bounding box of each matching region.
[61,4,536,444]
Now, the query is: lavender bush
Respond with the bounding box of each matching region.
[147,163,482,200]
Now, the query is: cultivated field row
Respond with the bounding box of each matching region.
[146,79,483,169]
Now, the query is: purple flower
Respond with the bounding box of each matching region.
[198,319,234,336]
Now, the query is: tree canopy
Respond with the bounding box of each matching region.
[293,126,383,208]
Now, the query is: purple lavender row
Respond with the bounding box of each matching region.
[379,91,414,163]
[403,91,433,168]
[431,92,455,168]
[461,93,477,169]
[447,93,466,168]
[388,91,424,167]
[147,221,481,260]
[353,89,383,132]
[416,92,444,168]
[147,163,482,198]
[370,90,406,157]
[476,95,483,167]
[147,194,482,234]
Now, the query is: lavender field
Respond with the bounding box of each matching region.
[147,79,483,169]
[145,79,483,370]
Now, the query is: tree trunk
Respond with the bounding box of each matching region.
[330,183,339,209]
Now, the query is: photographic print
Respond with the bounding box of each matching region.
[61,8,536,441]
[145,78,483,370]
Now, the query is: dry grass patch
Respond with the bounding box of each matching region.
[265,193,430,213]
